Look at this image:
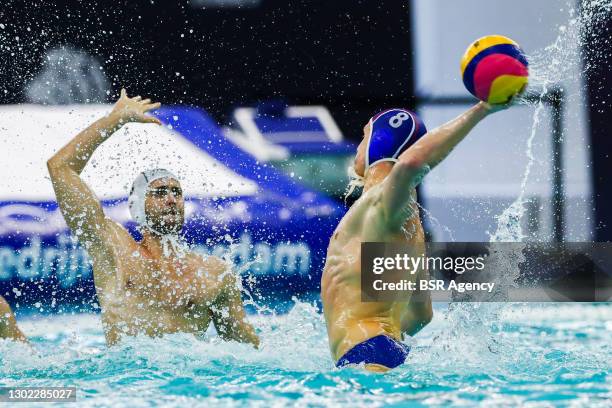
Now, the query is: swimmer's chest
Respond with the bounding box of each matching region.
[105,297,212,337]
[107,255,212,332]
[116,251,207,309]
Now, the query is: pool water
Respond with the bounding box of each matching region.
[1,301,610,407]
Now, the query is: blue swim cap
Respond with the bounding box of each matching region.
[365,108,427,173]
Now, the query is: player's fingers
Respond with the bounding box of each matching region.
[145,102,161,111]
[120,88,127,98]
[143,116,162,125]
[507,84,526,105]
[505,93,519,107]
[140,98,151,105]
[132,95,142,101]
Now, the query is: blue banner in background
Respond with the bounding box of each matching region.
[0,106,346,311]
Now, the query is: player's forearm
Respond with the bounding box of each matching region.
[398,102,489,170]
[403,306,432,337]
[216,319,259,348]
[47,112,123,175]
[0,321,27,342]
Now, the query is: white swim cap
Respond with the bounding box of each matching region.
[128,168,179,227]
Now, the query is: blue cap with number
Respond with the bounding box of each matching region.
[365,108,427,173]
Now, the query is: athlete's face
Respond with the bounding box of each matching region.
[353,122,372,177]
[144,178,185,234]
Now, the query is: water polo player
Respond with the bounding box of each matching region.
[321,101,513,371]
[47,90,259,347]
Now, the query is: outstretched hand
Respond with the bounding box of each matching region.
[111,89,162,125]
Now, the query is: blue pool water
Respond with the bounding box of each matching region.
[1,301,610,407]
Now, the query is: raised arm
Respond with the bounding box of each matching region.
[47,90,161,248]
[381,101,507,225]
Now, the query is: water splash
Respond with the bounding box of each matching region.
[159,234,190,259]
[417,201,457,241]
[488,98,545,243]
[26,46,110,105]
[491,0,611,243]
[1,303,609,406]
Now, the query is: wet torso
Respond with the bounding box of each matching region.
[321,184,425,361]
[88,223,227,345]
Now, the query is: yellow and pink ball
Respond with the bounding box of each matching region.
[460,35,529,104]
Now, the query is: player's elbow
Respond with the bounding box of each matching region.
[46,157,61,174]
[0,295,11,315]
[420,305,433,327]
[245,327,260,349]
[405,303,433,337]
[418,302,434,331]
[46,157,71,182]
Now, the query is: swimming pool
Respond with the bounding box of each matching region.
[1,301,609,407]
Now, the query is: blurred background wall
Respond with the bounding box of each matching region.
[0,0,415,135]
[0,0,607,243]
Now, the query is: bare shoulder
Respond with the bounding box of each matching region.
[188,253,229,279]
[188,253,236,296]
[192,253,225,270]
